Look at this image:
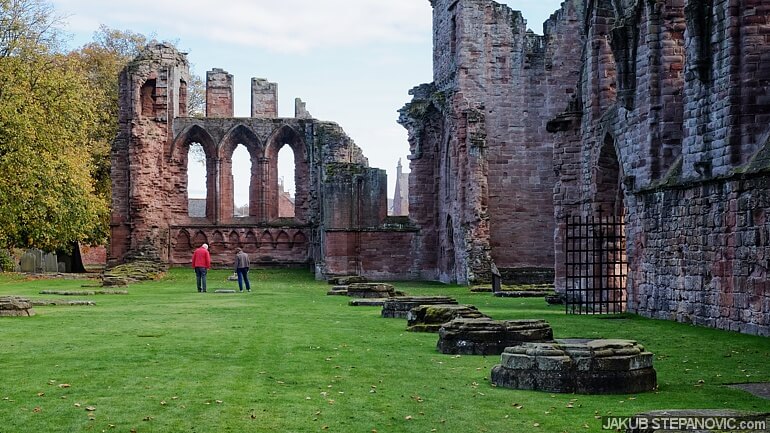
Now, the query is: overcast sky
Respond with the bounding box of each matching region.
[50,0,565,205]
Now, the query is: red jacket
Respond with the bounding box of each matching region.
[191,247,211,269]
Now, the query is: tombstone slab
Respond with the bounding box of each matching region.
[491,339,657,394]
[437,317,553,355]
[0,296,36,317]
[407,304,488,332]
[381,296,458,318]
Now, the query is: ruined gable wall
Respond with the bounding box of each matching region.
[113,44,400,276]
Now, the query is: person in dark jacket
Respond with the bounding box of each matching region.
[234,248,251,292]
[191,243,211,292]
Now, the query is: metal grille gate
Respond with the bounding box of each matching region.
[565,214,627,314]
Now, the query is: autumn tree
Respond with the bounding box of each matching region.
[0,0,106,252]
[73,26,148,203]
[1,1,207,260]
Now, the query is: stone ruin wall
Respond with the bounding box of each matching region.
[110,43,418,279]
[401,0,584,283]
[551,0,770,336]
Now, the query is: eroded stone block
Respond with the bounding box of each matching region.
[382,296,458,319]
[491,339,657,394]
[406,304,488,332]
[437,318,553,355]
[0,296,36,317]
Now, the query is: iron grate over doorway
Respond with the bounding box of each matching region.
[565,214,627,314]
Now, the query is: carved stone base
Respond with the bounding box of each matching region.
[491,339,657,394]
[437,317,553,355]
[381,296,458,319]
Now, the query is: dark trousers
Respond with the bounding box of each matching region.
[236,267,251,291]
[195,267,208,292]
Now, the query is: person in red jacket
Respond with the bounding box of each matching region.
[191,243,211,292]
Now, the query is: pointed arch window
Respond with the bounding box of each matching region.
[187,142,207,218]
[277,145,296,218]
[232,144,252,218]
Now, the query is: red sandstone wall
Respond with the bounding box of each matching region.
[251,78,278,118]
[550,0,770,336]
[324,231,417,280]
[112,43,381,277]
[403,0,584,283]
[206,69,234,118]
[79,245,107,266]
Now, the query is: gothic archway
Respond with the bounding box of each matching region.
[265,125,308,223]
[219,125,263,221]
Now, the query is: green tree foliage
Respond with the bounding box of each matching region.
[73,25,148,203]
[1,1,206,253]
[0,0,105,251]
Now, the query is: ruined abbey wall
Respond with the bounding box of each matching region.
[401,0,584,283]
[110,43,417,279]
[551,0,770,336]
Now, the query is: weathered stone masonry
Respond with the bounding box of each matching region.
[400,0,584,283]
[110,43,418,279]
[403,0,768,334]
[550,0,770,336]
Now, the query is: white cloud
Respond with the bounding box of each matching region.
[52,0,431,53]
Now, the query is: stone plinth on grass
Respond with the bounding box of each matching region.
[348,283,397,298]
[349,298,389,307]
[32,299,96,306]
[381,296,458,318]
[0,296,36,317]
[327,276,368,285]
[327,283,398,298]
[437,317,552,355]
[491,339,657,394]
[407,304,488,332]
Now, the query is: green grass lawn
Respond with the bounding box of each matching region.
[1,268,769,432]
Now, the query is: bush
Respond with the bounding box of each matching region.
[0,249,14,272]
